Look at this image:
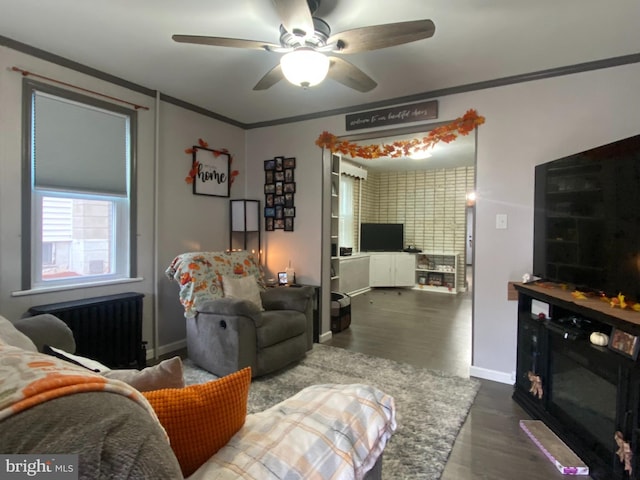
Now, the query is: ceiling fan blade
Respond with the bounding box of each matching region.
[172,34,280,51]
[253,64,285,90]
[327,56,377,92]
[271,0,314,35]
[328,19,435,54]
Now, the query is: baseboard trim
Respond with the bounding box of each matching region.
[146,339,187,360]
[319,331,333,343]
[470,365,514,385]
[346,287,371,297]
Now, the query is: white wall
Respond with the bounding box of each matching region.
[245,120,327,285]
[156,101,246,350]
[0,46,246,357]
[246,63,640,381]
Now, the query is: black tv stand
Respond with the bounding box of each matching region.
[514,282,640,480]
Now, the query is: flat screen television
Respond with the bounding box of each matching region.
[360,223,404,252]
[533,134,640,300]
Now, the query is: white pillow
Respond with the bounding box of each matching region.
[102,356,185,392]
[0,315,37,351]
[222,275,264,310]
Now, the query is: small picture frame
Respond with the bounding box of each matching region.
[608,328,640,359]
[275,181,283,195]
[274,219,285,229]
[274,195,285,206]
[264,183,275,194]
[284,217,294,231]
[284,193,294,207]
[265,170,274,184]
[284,168,294,182]
[275,205,283,219]
[265,194,274,207]
[264,207,275,218]
[264,159,275,171]
[275,171,285,182]
[283,157,296,169]
[284,207,295,217]
[265,217,274,231]
[278,272,288,285]
[275,156,284,171]
[284,182,296,193]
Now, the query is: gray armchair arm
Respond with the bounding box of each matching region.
[14,314,76,353]
[261,286,313,313]
[196,297,263,327]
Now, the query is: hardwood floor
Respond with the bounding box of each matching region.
[325,287,586,480]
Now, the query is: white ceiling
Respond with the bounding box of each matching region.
[1,0,638,127]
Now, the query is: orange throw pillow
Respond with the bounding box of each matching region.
[143,367,251,477]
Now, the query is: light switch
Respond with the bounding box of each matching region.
[496,214,508,229]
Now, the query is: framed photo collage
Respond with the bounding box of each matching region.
[264,156,296,231]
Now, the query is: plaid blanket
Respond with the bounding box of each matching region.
[189,383,396,480]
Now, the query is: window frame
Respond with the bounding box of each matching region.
[21,79,138,291]
[339,174,355,249]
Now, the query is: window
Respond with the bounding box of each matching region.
[22,80,137,290]
[339,175,355,248]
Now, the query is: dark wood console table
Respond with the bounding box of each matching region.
[514,282,640,480]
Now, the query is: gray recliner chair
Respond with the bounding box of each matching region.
[186,286,314,378]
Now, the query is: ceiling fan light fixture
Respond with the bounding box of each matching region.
[409,145,434,160]
[280,48,330,88]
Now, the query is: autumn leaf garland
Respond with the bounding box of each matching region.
[315,109,485,159]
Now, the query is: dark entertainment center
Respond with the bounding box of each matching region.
[514,283,640,479]
[515,133,640,479]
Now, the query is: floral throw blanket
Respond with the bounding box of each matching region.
[0,343,161,427]
[165,250,265,318]
[189,383,397,480]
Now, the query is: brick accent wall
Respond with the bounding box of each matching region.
[359,166,474,291]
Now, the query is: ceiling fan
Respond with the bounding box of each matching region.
[172,0,435,92]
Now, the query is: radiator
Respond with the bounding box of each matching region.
[28,292,146,369]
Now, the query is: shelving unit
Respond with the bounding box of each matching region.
[330,153,341,292]
[413,252,458,294]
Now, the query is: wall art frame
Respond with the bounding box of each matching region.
[192,146,231,197]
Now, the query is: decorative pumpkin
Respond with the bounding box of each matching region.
[590,332,609,346]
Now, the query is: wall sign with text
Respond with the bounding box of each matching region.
[192,146,231,197]
[345,100,438,131]
[264,156,295,231]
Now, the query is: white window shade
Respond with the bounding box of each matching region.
[33,92,129,196]
[341,161,367,180]
[340,176,355,248]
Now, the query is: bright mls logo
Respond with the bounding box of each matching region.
[0,455,78,480]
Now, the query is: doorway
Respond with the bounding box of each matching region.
[322,124,476,376]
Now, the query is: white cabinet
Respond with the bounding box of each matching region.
[339,255,370,295]
[369,253,415,287]
[394,254,417,286]
[369,255,392,286]
[414,252,459,294]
